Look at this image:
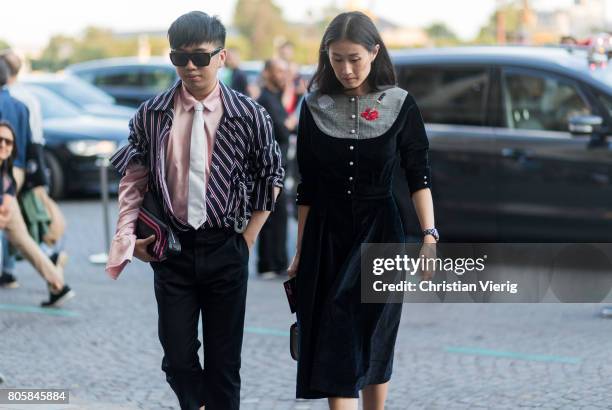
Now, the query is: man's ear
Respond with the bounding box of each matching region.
[218,49,227,69]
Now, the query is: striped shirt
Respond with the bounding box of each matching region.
[110,80,284,232]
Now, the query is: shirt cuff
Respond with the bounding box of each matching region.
[105,233,136,280]
[251,177,283,212]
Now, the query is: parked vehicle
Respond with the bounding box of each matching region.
[22,84,127,198]
[23,74,135,120]
[391,46,612,242]
[66,57,178,107]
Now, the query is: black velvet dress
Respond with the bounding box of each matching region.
[295,87,431,399]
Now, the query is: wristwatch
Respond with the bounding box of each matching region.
[422,228,439,242]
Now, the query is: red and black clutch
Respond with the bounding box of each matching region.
[135,190,181,261]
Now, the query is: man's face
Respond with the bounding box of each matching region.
[174,42,226,95]
[267,61,289,90]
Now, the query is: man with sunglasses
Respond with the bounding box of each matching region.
[106,11,284,410]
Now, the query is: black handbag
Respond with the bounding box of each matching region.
[135,190,181,261]
[284,278,299,360]
[290,322,299,361]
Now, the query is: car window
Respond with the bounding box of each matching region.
[596,91,612,118]
[93,69,142,87]
[397,65,489,126]
[36,78,116,106]
[140,68,176,92]
[501,71,591,132]
[24,85,81,119]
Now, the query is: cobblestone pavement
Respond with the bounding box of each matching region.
[0,200,611,410]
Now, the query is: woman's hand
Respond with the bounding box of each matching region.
[134,235,158,262]
[0,194,13,229]
[287,252,301,278]
[419,238,437,281]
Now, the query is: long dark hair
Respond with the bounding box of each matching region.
[308,11,396,95]
[0,120,17,177]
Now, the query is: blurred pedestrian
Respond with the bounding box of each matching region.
[106,11,283,410]
[0,50,69,297]
[288,11,437,410]
[0,120,72,306]
[277,41,306,114]
[223,47,249,95]
[256,58,297,279]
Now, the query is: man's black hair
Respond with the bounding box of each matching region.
[168,11,226,50]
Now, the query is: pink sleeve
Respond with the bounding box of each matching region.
[105,163,149,279]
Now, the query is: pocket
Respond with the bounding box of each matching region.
[235,233,250,263]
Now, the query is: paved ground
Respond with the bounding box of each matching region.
[1,199,612,410]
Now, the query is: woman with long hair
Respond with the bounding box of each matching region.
[288,12,438,410]
[0,120,73,306]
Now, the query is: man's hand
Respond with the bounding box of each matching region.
[241,231,256,250]
[284,115,298,131]
[133,235,157,262]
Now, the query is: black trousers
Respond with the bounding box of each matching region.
[257,192,288,273]
[151,228,249,410]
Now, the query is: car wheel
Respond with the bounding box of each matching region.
[44,151,65,199]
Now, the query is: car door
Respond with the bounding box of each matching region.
[494,67,612,242]
[396,64,499,241]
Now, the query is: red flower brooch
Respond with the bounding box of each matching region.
[360,108,379,121]
[359,92,386,122]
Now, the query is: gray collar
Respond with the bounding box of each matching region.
[305,87,408,139]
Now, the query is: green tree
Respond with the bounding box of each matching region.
[233,0,288,59]
[32,26,143,71]
[425,22,460,46]
[32,34,76,71]
[474,1,522,44]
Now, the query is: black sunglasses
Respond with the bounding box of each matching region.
[0,137,13,147]
[169,47,223,67]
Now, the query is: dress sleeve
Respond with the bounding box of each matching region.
[248,105,285,211]
[399,99,431,195]
[110,104,149,176]
[296,102,317,206]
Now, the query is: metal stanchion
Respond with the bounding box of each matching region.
[89,155,111,265]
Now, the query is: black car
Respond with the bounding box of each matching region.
[23,74,135,120]
[65,57,178,107]
[391,46,612,242]
[23,84,127,198]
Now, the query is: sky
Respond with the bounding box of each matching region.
[1,0,609,52]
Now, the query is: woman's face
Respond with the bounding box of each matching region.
[0,126,14,162]
[328,39,379,93]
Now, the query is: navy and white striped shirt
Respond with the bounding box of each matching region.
[110,81,284,232]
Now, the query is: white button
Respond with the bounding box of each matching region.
[347,190,352,194]
[350,129,355,134]
[349,176,354,181]
[424,181,428,185]
[350,97,355,102]
[349,161,354,166]
[424,176,428,179]
[351,114,356,119]
[349,145,354,150]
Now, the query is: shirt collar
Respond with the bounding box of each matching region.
[179,81,221,113]
[151,80,243,119]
